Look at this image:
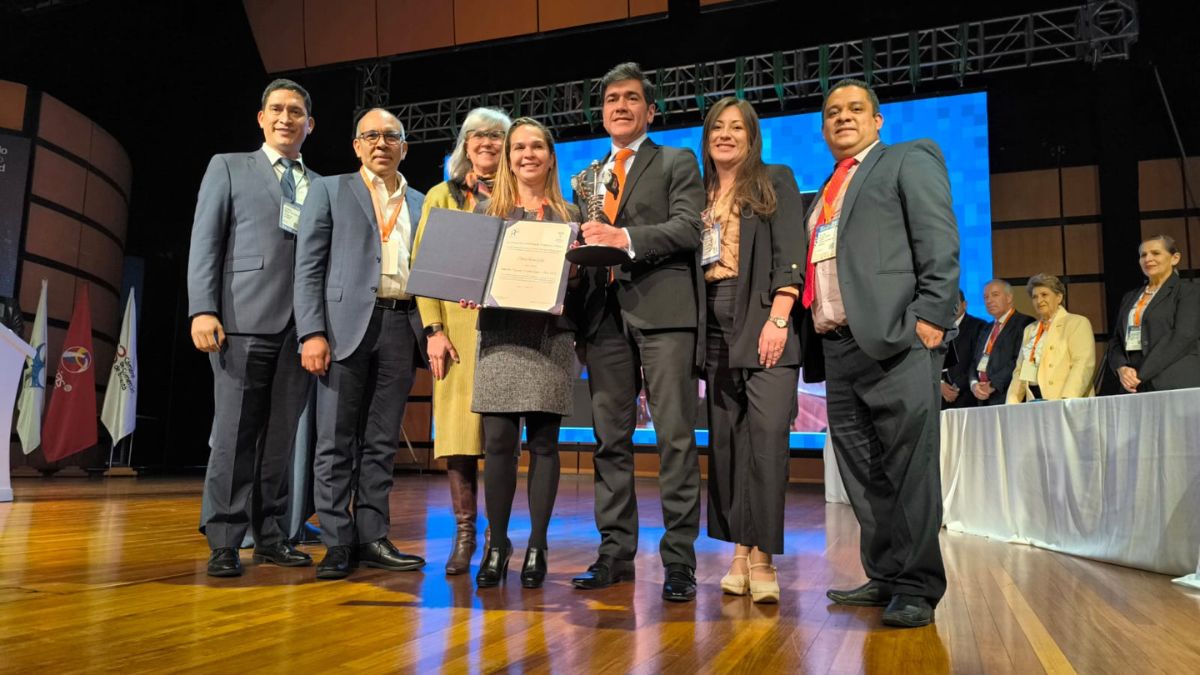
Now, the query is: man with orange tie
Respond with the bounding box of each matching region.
[970,279,1034,406]
[293,108,427,580]
[799,79,959,627]
[570,62,707,602]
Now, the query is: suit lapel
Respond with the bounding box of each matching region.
[1144,274,1177,317]
[251,151,283,202]
[348,173,379,236]
[837,142,886,233]
[616,139,659,221]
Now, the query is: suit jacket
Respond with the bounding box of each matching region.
[724,165,807,369]
[293,172,426,362]
[1107,274,1200,391]
[1006,307,1095,402]
[801,140,960,382]
[574,138,706,365]
[969,310,1035,405]
[187,149,320,335]
[942,313,987,409]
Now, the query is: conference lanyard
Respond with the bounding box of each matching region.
[1131,289,1153,327]
[1028,322,1048,363]
[360,169,405,243]
[983,308,1014,355]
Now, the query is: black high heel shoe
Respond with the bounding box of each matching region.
[475,539,512,588]
[520,548,547,589]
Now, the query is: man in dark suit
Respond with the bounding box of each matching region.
[802,79,959,627]
[294,108,426,580]
[970,279,1035,406]
[569,62,707,602]
[188,79,318,577]
[942,290,988,410]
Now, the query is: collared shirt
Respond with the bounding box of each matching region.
[808,140,880,332]
[261,143,310,204]
[361,166,413,300]
[603,132,649,258]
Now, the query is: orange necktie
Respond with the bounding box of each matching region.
[603,148,635,225]
[802,157,857,309]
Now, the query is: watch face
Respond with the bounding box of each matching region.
[771,317,788,328]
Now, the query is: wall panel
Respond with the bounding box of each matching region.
[243,0,307,72]
[539,0,627,32]
[455,0,537,45]
[377,0,455,56]
[304,0,378,67]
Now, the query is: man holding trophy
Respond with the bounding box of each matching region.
[568,62,707,603]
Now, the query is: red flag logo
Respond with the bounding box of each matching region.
[43,284,98,463]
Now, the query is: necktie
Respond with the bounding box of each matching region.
[603,148,635,225]
[279,158,297,202]
[801,156,858,309]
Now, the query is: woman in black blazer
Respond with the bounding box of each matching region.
[700,97,806,604]
[1108,234,1200,392]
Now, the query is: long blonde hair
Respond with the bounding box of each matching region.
[486,117,571,221]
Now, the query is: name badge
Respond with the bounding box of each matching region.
[1125,325,1142,351]
[279,199,302,234]
[701,219,721,266]
[380,237,399,276]
[976,354,990,373]
[810,219,838,263]
[1019,359,1039,383]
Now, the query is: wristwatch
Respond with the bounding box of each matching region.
[768,316,789,328]
[423,323,444,337]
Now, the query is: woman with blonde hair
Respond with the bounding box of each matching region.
[1006,273,1096,402]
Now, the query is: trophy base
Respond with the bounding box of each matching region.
[566,244,631,267]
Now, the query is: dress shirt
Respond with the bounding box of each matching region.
[260,143,309,204]
[361,167,413,300]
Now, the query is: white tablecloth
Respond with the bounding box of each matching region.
[825,389,1200,581]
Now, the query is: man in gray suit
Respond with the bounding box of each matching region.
[801,79,959,627]
[294,108,426,580]
[188,79,318,577]
[569,62,707,602]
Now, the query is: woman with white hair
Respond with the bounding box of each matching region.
[411,107,512,575]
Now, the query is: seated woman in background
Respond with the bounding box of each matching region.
[1107,234,1200,393]
[1006,273,1096,402]
[471,117,582,590]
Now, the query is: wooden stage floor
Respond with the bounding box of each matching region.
[1,475,1199,673]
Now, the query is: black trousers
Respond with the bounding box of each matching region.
[823,332,947,604]
[704,281,798,554]
[313,305,416,547]
[482,412,562,550]
[202,324,311,550]
[585,292,701,568]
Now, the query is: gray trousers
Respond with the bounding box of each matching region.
[313,305,416,548]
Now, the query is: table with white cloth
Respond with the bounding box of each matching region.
[824,388,1200,585]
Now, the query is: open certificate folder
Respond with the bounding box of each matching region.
[407,208,579,315]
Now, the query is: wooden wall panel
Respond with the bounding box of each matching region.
[788,457,824,483]
[77,228,123,293]
[88,126,133,197]
[455,0,537,45]
[411,369,432,397]
[1063,222,1102,275]
[0,80,26,131]
[402,401,432,443]
[991,169,1060,222]
[377,0,455,56]
[84,171,128,242]
[993,227,1064,278]
[630,0,669,16]
[1065,282,1105,334]
[86,280,120,340]
[1062,165,1100,217]
[37,94,91,158]
[18,262,77,325]
[539,0,627,32]
[1140,218,1194,270]
[24,204,82,264]
[242,0,307,72]
[304,0,378,67]
[32,146,87,213]
[1138,158,1186,211]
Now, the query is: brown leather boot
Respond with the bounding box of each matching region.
[445,457,478,575]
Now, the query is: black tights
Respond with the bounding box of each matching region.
[482,412,562,550]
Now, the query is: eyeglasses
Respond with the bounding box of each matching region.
[468,129,505,141]
[357,130,405,145]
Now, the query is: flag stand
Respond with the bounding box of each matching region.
[104,435,137,477]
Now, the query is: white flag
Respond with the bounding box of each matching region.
[101,290,137,443]
[16,279,48,454]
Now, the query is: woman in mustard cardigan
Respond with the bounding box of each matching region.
[1006,273,1096,402]
[412,107,512,574]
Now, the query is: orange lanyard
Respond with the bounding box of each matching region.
[1028,322,1047,363]
[983,309,1013,355]
[360,169,404,242]
[1132,289,1153,326]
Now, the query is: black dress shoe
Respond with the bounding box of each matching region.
[571,555,635,590]
[317,545,355,580]
[357,538,426,572]
[826,580,892,607]
[520,547,547,589]
[882,594,935,628]
[252,541,313,567]
[207,547,243,577]
[662,563,697,602]
[476,539,512,588]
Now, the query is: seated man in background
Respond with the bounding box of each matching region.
[969,279,1034,406]
[941,290,987,409]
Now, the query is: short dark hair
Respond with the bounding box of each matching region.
[600,62,655,105]
[824,78,880,115]
[262,78,312,116]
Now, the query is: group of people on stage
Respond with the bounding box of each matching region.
[185,58,1197,630]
